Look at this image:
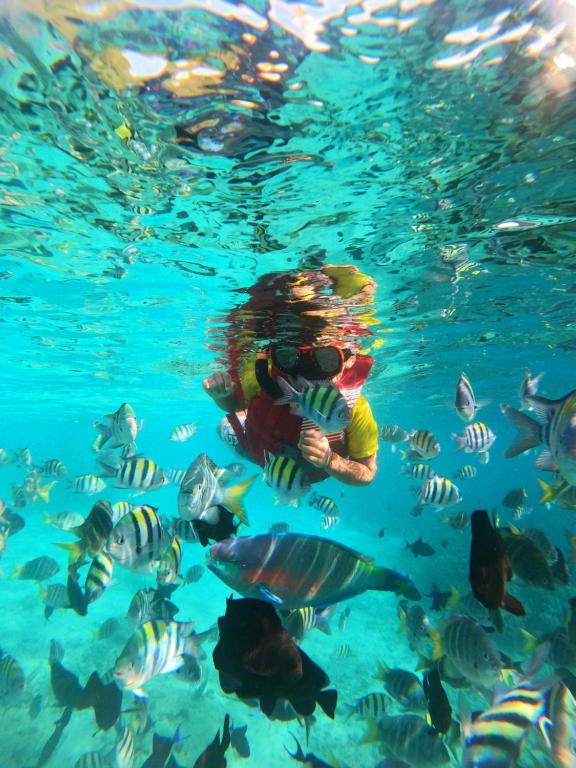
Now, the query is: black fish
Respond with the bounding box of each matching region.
[78,671,122,731]
[67,565,88,617]
[422,667,452,735]
[29,693,42,720]
[213,597,337,720]
[141,725,182,768]
[426,583,451,612]
[286,736,335,768]
[50,658,83,708]
[469,509,525,616]
[193,714,231,768]
[404,538,436,557]
[3,509,25,536]
[193,506,239,547]
[230,724,250,758]
[551,546,570,585]
[35,706,72,767]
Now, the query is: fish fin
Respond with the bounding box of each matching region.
[535,450,559,473]
[38,481,57,504]
[133,688,148,699]
[502,592,526,616]
[314,608,333,636]
[316,688,337,719]
[374,660,389,681]
[520,628,538,656]
[537,478,565,505]
[360,716,380,745]
[285,734,305,762]
[431,630,443,660]
[451,433,466,452]
[221,475,257,525]
[55,541,85,564]
[274,376,299,406]
[10,564,22,579]
[258,585,284,604]
[475,397,491,411]
[500,404,543,457]
[446,585,461,610]
[537,715,553,750]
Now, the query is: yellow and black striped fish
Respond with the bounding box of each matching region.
[349,692,389,720]
[420,476,461,508]
[115,724,135,768]
[263,453,311,506]
[402,462,436,481]
[280,606,331,643]
[74,752,105,768]
[41,459,67,477]
[106,505,170,573]
[57,500,114,562]
[157,536,182,585]
[309,492,339,518]
[452,421,496,453]
[453,465,477,480]
[409,430,441,460]
[276,378,350,434]
[84,552,114,605]
[0,650,26,704]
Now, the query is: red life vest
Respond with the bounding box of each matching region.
[226,355,373,482]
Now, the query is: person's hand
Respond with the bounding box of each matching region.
[203,371,234,401]
[298,428,332,469]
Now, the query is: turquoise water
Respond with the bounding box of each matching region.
[1,0,576,766]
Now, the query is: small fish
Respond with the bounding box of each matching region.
[93,402,142,454]
[452,421,496,453]
[477,450,490,464]
[0,448,10,465]
[453,465,477,480]
[309,491,339,518]
[157,536,183,585]
[455,373,487,422]
[405,537,436,557]
[29,692,42,720]
[402,462,436,481]
[423,667,452,734]
[114,620,207,695]
[115,725,135,768]
[14,448,32,467]
[141,725,183,768]
[519,370,544,409]
[13,556,60,581]
[230,723,250,759]
[437,614,502,687]
[443,510,469,531]
[0,650,26,704]
[178,453,255,523]
[502,487,528,509]
[349,692,389,720]
[112,500,133,522]
[172,518,199,542]
[286,737,335,768]
[408,430,441,460]
[127,587,179,626]
[106,505,170,573]
[98,452,167,492]
[501,528,555,590]
[45,511,85,531]
[1,508,24,537]
[336,643,351,657]
[84,552,115,604]
[426,583,451,612]
[321,513,340,530]
[184,564,204,584]
[170,422,199,442]
[263,453,311,507]
[71,474,107,495]
[275,377,351,434]
[57,500,114,561]
[41,582,71,619]
[380,424,410,445]
[192,714,231,768]
[280,606,332,643]
[11,484,26,509]
[41,459,67,477]
[36,706,73,767]
[269,521,290,534]
[398,600,437,655]
[376,662,426,711]
[419,476,462,509]
[75,752,105,768]
[94,617,120,641]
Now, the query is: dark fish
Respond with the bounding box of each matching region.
[209,533,420,608]
[192,506,239,547]
[404,538,436,557]
[35,706,73,767]
[230,724,250,758]
[29,693,42,720]
[212,597,337,719]
[140,725,182,768]
[286,736,335,767]
[502,488,528,509]
[423,668,452,735]
[377,528,386,538]
[269,522,290,534]
[50,655,84,709]
[426,583,451,612]
[502,529,556,590]
[57,500,114,562]
[67,565,88,616]
[193,714,231,768]
[469,510,525,616]
[3,509,25,536]
[551,546,570,585]
[13,556,60,581]
[184,565,204,584]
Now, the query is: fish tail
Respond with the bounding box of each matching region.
[520,628,538,656]
[502,592,526,617]
[10,564,22,579]
[316,688,337,719]
[54,541,85,564]
[431,629,443,660]
[500,404,543,457]
[273,375,298,406]
[370,566,420,600]
[38,481,57,504]
[95,449,121,477]
[446,585,461,610]
[537,477,567,505]
[222,475,257,525]
[375,660,389,681]
[450,433,466,452]
[360,716,380,745]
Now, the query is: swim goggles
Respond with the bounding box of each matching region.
[270,345,352,379]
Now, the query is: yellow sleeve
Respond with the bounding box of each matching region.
[238,357,261,406]
[345,395,379,459]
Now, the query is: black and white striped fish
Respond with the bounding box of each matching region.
[453,465,477,480]
[106,505,170,573]
[419,476,461,508]
[402,462,436,481]
[115,724,135,768]
[170,422,199,442]
[348,692,389,720]
[452,422,496,453]
[275,377,351,434]
[84,553,114,605]
[98,452,167,492]
[157,536,182,585]
[408,430,441,460]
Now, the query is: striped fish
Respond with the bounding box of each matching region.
[280,606,331,642]
[336,643,351,657]
[11,485,26,509]
[420,476,462,508]
[171,518,199,543]
[275,377,351,434]
[209,533,421,608]
[113,620,203,695]
[13,556,60,581]
[106,505,170,573]
[41,583,71,619]
[115,725,135,768]
[547,682,576,767]
[74,752,105,768]
[84,552,114,604]
[263,454,311,506]
[170,422,199,442]
[439,614,502,687]
[402,462,436,480]
[349,692,388,720]
[502,390,576,487]
[454,465,477,480]
[372,714,450,767]
[478,450,490,465]
[127,588,179,627]
[157,536,182,585]
[380,424,410,444]
[462,678,557,768]
[93,402,141,454]
[57,500,114,562]
[94,617,120,641]
[309,492,339,518]
[321,514,340,530]
[409,430,441,460]
[40,459,67,477]
[71,474,107,495]
[116,457,167,492]
[0,650,26,704]
[165,468,186,486]
[112,501,133,524]
[443,510,469,531]
[452,422,496,454]
[376,662,426,710]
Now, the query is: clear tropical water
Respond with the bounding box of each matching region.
[1,0,576,766]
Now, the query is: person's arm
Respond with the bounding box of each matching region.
[298,429,377,486]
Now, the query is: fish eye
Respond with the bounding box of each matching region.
[482,652,490,661]
[116,535,125,545]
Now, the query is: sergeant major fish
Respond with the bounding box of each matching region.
[97,452,167,493]
[418,476,462,510]
[263,453,310,507]
[106,505,171,574]
[407,430,441,460]
[275,377,351,434]
[452,422,496,453]
[170,422,199,442]
[435,614,502,687]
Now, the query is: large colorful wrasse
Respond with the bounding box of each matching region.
[207,533,420,609]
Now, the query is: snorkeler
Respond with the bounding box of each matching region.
[203,265,379,487]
